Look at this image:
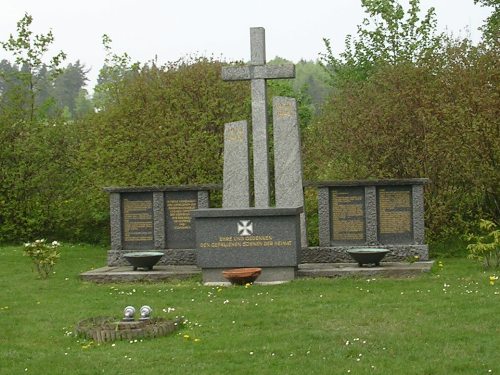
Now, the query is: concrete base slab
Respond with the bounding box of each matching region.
[80,262,434,283]
[204,280,289,286]
[80,265,200,283]
[298,261,434,278]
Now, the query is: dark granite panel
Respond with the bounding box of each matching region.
[194,208,301,268]
[330,187,365,244]
[377,186,413,244]
[165,191,198,249]
[121,192,154,250]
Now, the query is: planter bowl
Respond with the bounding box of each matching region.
[347,248,390,267]
[124,252,164,271]
[222,268,262,285]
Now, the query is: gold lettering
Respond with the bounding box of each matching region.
[378,189,412,235]
[122,198,154,242]
[167,199,197,230]
[275,103,294,119]
[331,189,365,241]
[225,126,245,142]
[200,238,293,248]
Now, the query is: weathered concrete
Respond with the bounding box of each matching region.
[298,261,434,278]
[80,261,434,283]
[80,265,200,283]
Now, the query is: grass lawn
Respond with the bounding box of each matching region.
[0,244,498,375]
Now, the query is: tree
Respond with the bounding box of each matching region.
[52,61,89,117]
[320,0,442,83]
[474,0,500,43]
[305,38,499,240]
[0,60,26,120]
[0,13,66,122]
[93,34,140,111]
[294,60,332,112]
[0,14,81,243]
[67,56,251,242]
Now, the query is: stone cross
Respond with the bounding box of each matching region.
[221,27,295,207]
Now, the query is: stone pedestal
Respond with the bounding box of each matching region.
[193,207,302,283]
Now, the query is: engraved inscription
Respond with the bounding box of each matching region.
[199,235,293,249]
[275,102,294,119]
[225,126,244,142]
[331,188,365,243]
[122,194,154,245]
[378,188,411,234]
[165,191,198,249]
[166,199,197,230]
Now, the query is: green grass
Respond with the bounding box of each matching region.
[0,244,498,375]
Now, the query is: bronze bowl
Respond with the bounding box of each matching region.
[347,248,390,267]
[124,252,164,271]
[222,268,262,285]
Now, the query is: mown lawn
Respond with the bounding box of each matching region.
[0,244,498,374]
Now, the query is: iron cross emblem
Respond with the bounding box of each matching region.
[237,220,253,236]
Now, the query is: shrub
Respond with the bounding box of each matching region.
[23,239,61,278]
[466,220,500,269]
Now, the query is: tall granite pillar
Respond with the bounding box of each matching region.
[273,97,307,247]
[222,120,250,208]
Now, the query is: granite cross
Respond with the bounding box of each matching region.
[221,27,295,207]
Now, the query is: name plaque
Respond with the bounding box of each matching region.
[377,186,413,243]
[331,187,365,243]
[165,191,198,248]
[121,192,154,249]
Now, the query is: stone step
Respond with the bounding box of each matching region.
[80,262,434,283]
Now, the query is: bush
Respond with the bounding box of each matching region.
[467,219,500,269]
[23,239,61,278]
[305,39,499,243]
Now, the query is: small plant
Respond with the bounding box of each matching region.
[407,255,420,264]
[489,275,498,286]
[466,219,500,269]
[23,239,61,278]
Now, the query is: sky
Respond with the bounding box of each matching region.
[0,0,493,91]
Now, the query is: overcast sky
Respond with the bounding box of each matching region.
[0,0,493,90]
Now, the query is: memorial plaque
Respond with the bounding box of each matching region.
[165,191,198,248]
[121,192,154,250]
[330,187,365,243]
[194,207,302,269]
[377,186,413,243]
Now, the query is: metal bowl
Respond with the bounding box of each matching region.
[222,267,262,285]
[124,252,164,271]
[347,248,390,267]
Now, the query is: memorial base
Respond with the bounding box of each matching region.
[193,207,302,283]
[202,267,296,285]
[301,244,429,263]
[107,249,196,267]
